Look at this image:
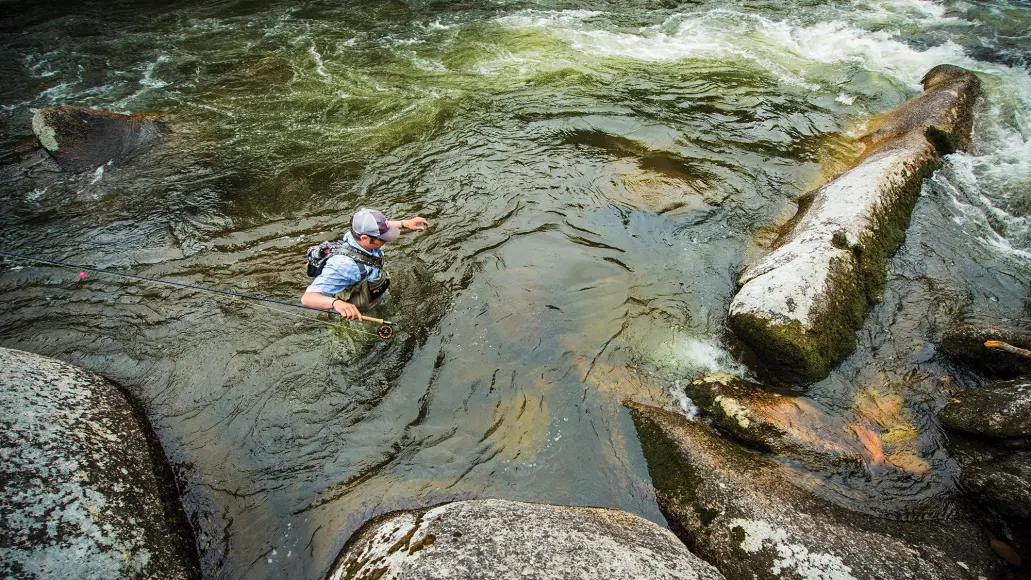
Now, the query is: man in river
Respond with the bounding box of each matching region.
[301,208,430,320]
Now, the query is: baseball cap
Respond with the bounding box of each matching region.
[351,208,399,242]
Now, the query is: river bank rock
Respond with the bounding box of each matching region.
[31,106,168,173]
[728,65,982,385]
[940,323,1031,378]
[625,400,1002,579]
[329,498,726,580]
[940,378,1031,440]
[0,347,199,579]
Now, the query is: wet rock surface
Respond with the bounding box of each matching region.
[0,347,199,579]
[684,373,864,471]
[728,65,982,385]
[960,449,1031,520]
[626,401,1003,580]
[330,498,726,580]
[940,378,1031,439]
[940,323,1031,378]
[31,106,168,173]
[947,439,1031,571]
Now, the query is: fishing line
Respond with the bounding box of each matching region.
[0,250,392,339]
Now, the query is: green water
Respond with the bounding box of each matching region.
[1,0,1030,578]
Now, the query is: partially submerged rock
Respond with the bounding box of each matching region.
[329,498,725,579]
[626,400,1002,579]
[0,347,199,579]
[948,439,1031,567]
[940,323,1031,378]
[685,373,864,471]
[940,378,1031,440]
[728,65,982,384]
[32,106,168,173]
[959,448,1031,520]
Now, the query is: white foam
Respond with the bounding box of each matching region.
[138,55,170,89]
[309,45,331,80]
[651,336,749,378]
[491,7,970,89]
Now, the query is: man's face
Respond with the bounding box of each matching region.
[358,234,386,251]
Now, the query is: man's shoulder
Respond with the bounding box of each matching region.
[323,253,361,270]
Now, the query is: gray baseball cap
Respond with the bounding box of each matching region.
[352,208,399,242]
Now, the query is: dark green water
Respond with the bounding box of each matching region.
[1,0,1030,578]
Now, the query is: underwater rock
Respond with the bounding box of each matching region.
[940,378,1031,440]
[31,106,168,173]
[625,400,1002,580]
[728,65,982,385]
[684,373,864,471]
[329,498,726,580]
[0,347,199,579]
[940,323,1031,378]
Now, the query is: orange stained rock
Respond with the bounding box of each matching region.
[850,424,885,465]
[855,388,905,429]
[884,451,931,475]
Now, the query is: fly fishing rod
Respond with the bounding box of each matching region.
[0,250,397,339]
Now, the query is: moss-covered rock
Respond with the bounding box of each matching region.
[31,106,168,173]
[328,498,726,580]
[0,347,199,580]
[625,400,1002,579]
[940,323,1031,379]
[940,378,1031,440]
[728,65,982,386]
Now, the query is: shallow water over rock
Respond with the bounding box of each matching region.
[2,0,1030,577]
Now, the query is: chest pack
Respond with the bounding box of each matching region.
[306,241,384,278]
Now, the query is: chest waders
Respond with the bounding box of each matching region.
[328,246,390,312]
[337,264,391,311]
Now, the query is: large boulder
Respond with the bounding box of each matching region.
[939,378,1031,440]
[0,348,199,579]
[625,401,1003,579]
[328,498,726,580]
[31,106,168,173]
[728,65,982,385]
[939,323,1031,378]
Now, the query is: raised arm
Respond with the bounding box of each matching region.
[388,216,431,231]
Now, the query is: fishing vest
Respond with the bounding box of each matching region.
[305,240,391,311]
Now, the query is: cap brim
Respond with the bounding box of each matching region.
[379,226,400,242]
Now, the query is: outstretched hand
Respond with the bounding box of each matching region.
[404,216,430,231]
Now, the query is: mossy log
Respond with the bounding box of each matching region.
[728,65,982,385]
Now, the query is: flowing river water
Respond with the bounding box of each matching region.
[1,0,1030,578]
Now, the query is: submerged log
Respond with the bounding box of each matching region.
[625,400,1003,579]
[329,498,726,580]
[32,106,168,173]
[728,65,981,385]
[0,347,199,579]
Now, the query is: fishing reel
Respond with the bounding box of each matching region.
[376,324,394,340]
